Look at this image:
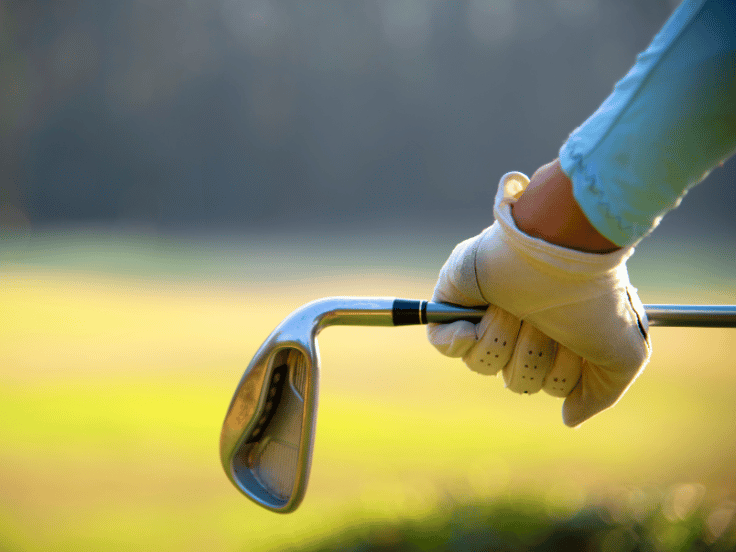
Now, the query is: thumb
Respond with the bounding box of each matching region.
[431,234,487,306]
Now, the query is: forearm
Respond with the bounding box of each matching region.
[560,0,736,246]
[511,160,621,254]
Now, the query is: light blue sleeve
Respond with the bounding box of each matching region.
[559,0,736,247]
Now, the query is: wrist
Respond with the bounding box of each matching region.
[511,160,621,254]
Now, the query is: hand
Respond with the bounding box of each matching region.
[427,170,651,427]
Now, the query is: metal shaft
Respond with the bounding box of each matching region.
[422,301,736,328]
[643,304,736,327]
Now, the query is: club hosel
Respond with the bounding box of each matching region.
[305,297,397,331]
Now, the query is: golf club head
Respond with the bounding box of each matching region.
[219,305,320,514]
[219,297,487,513]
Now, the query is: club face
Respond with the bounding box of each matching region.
[220,297,398,512]
[220,340,317,513]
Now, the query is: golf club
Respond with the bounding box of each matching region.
[220,297,736,513]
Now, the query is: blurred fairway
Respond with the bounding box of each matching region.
[1,229,735,551]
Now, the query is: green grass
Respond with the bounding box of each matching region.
[287,492,736,552]
[1,230,735,551]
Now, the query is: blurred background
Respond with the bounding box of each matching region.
[1,0,735,550]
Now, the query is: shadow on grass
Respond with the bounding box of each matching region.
[288,488,736,552]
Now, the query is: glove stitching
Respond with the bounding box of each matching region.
[626,287,650,342]
[472,235,491,305]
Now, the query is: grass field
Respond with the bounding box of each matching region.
[1,230,735,551]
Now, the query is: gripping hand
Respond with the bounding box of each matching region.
[427,172,651,427]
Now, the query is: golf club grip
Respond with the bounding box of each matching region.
[393,300,736,328]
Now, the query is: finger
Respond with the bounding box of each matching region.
[462,306,520,375]
[502,322,556,394]
[562,361,641,427]
[427,320,478,358]
[542,345,582,398]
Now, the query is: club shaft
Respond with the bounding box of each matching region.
[643,304,736,327]
[420,301,736,328]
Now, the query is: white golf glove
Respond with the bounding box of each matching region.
[428,172,651,427]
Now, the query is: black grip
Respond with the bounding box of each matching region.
[392,299,428,326]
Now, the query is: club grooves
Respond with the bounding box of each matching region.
[246,364,288,444]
